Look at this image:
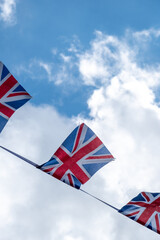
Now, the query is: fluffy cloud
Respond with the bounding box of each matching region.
[0,104,77,240]
[0,104,118,240]
[0,0,16,25]
[76,29,160,238]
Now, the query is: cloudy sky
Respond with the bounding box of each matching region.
[1,0,160,239]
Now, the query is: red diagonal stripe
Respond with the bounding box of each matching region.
[0,103,14,118]
[126,210,140,217]
[0,75,17,99]
[86,154,114,160]
[155,213,160,234]
[43,167,54,173]
[128,201,149,208]
[68,174,74,187]
[142,192,150,202]
[8,92,30,97]
[72,123,84,153]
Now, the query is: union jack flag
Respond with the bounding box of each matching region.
[39,123,114,189]
[119,192,160,234]
[0,62,31,132]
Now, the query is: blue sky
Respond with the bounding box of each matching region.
[1,1,160,240]
[1,0,160,117]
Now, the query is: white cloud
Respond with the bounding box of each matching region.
[51,48,58,55]
[133,28,160,41]
[60,53,72,63]
[0,0,16,25]
[77,30,160,88]
[75,29,160,238]
[0,103,118,240]
[15,59,55,83]
[0,104,78,239]
[15,37,82,86]
[38,61,54,82]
